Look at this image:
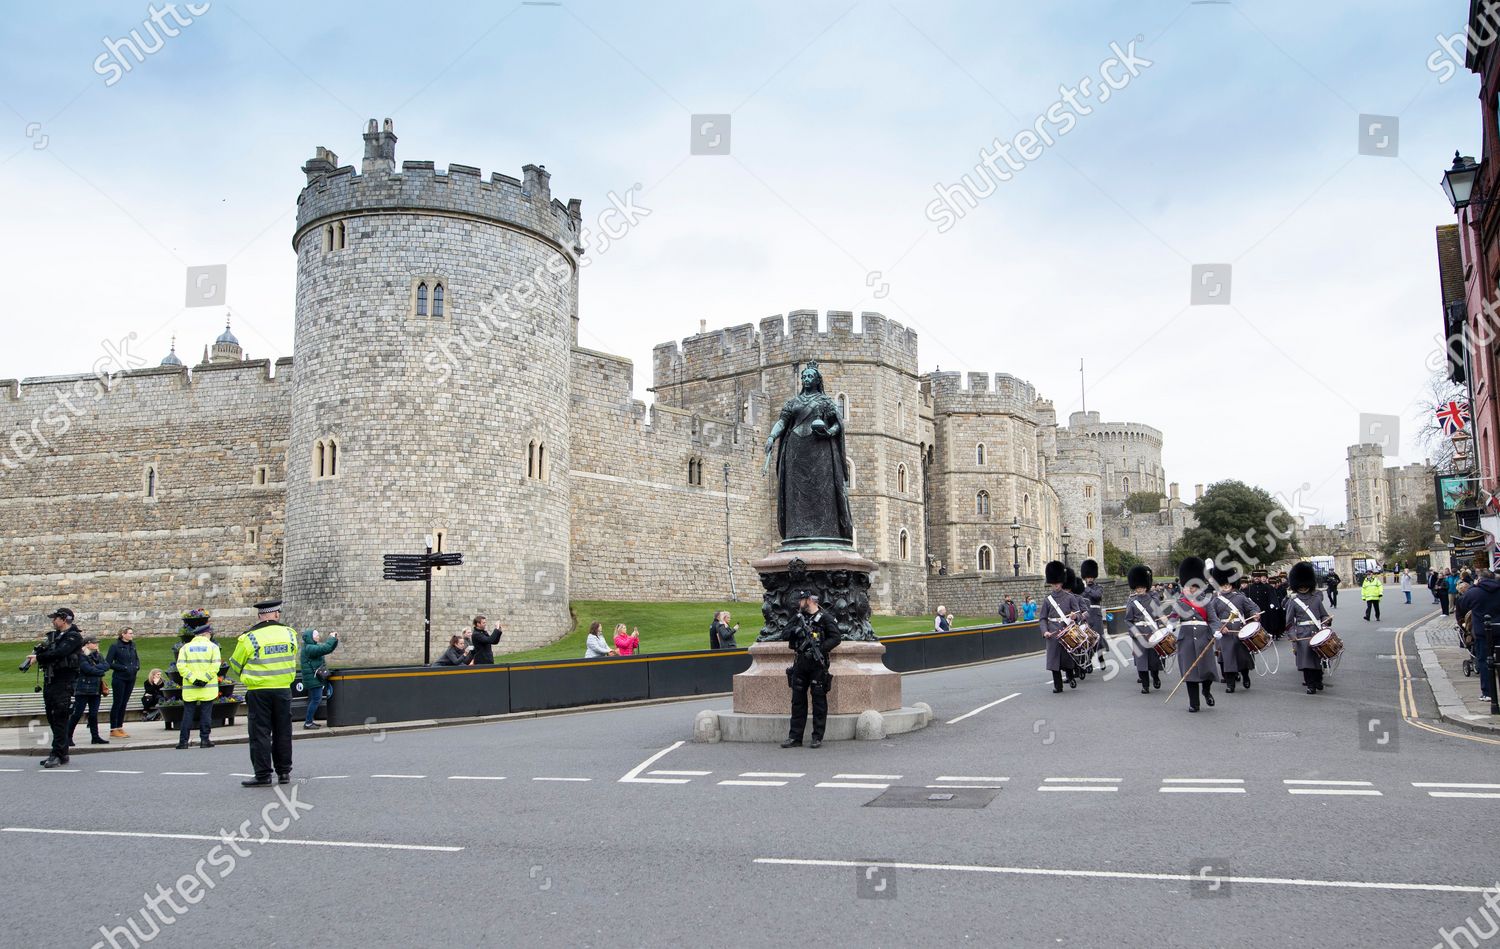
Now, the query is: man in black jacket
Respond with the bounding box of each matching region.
[1457,570,1500,701]
[1324,571,1341,607]
[468,615,502,665]
[106,627,139,738]
[779,592,842,749]
[26,608,84,768]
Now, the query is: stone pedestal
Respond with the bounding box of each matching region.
[732,642,900,714]
[752,548,880,641]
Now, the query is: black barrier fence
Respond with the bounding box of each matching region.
[325,610,1127,728]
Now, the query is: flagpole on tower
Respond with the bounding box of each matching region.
[1080,358,1086,414]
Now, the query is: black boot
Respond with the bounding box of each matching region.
[780,738,802,748]
[1139,673,1150,695]
[1052,671,1064,693]
[1226,679,1236,694]
[1243,672,1252,689]
[1151,672,1161,690]
[1203,683,1215,707]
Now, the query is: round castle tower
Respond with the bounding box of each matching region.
[283,119,582,661]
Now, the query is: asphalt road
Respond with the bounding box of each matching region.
[5,591,1494,949]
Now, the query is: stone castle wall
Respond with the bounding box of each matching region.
[1066,410,1165,508]
[0,362,291,641]
[927,573,1127,619]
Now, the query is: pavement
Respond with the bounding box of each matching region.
[5,591,1497,948]
[1412,608,1500,733]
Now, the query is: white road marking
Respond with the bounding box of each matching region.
[620,740,685,784]
[1038,786,1117,793]
[835,773,902,780]
[160,771,209,776]
[97,770,143,775]
[1427,791,1500,799]
[1287,789,1382,797]
[752,857,1492,895]
[946,692,1021,725]
[1413,782,1500,789]
[311,775,349,780]
[816,782,889,790]
[1044,777,1122,783]
[533,777,591,782]
[1162,778,1244,784]
[39,769,79,773]
[1159,787,1245,794]
[229,773,255,778]
[720,779,788,787]
[926,785,1004,790]
[372,774,426,779]
[936,776,1009,783]
[0,768,21,772]
[2,827,463,853]
[1282,780,1372,786]
[619,777,691,784]
[742,772,804,778]
[448,776,507,781]
[650,770,711,776]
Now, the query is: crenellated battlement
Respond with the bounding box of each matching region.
[295,119,581,255]
[1065,411,1163,446]
[652,310,919,390]
[0,358,292,409]
[925,370,1043,422]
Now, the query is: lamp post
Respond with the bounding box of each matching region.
[1010,517,1021,577]
[1061,528,1072,568]
[1443,151,1482,211]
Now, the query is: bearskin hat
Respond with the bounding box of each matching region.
[1080,558,1099,580]
[1063,566,1077,590]
[1127,564,1153,590]
[1288,561,1317,592]
[1208,561,1234,586]
[1177,556,1206,587]
[1045,560,1066,585]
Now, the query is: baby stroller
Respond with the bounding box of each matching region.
[1459,615,1476,677]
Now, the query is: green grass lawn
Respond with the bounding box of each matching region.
[496,601,990,663]
[0,636,181,694]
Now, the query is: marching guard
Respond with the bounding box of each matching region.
[1171,557,1218,712]
[1125,564,1163,694]
[1208,563,1262,693]
[1285,562,1331,695]
[1041,560,1084,692]
[1080,559,1108,673]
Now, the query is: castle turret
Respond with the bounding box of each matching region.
[209,317,243,364]
[283,119,583,661]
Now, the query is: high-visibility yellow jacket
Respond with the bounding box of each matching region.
[228,622,299,689]
[176,636,222,703]
[1361,577,1383,601]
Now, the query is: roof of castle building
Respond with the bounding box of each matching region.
[160,338,183,367]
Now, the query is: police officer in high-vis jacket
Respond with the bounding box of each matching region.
[229,600,299,787]
[175,623,221,750]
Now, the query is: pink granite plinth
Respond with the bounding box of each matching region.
[732,641,901,715]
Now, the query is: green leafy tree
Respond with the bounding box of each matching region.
[1125,491,1165,514]
[1175,480,1302,572]
[1103,539,1143,577]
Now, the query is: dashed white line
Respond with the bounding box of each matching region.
[38,769,79,773]
[97,770,143,775]
[650,770,711,776]
[1162,778,1244,784]
[230,773,254,778]
[311,775,348,780]
[533,777,591,783]
[1287,789,1382,797]
[936,776,1009,783]
[817,782,890,790]
[448,776,507,781]
[742,772,805,778]
[1426,791,1500,799]
[371,774,426,780]
[946,692,1021,725]
[926,785,1004,790]
[1044,777,1122,783]
[1159,787,1245,794]
[1282,780,1373,786]
[0,768,22,772]
[1039,786,1117,793]
[1413,782,1500,789]
[160,772,209,776]
[835,773,902,780]
[720,779,788,787]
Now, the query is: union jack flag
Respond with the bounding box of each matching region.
[1437,400,1471,436]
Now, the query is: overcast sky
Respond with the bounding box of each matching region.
[0,1,1478,525]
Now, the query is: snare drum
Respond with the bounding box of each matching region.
[1147,629,1177,659]
[1237,621,1271,653]
[1058,624,1089,652]
[1309,628,1343,660]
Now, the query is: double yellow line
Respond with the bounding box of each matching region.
[1393,612,1500,747]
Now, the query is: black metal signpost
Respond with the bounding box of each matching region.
[383,548,464,664]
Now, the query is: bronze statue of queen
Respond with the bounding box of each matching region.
[762,362,854,550]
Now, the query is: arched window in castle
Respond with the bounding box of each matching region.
[313,440,338,479]
[1122,476,1130,494]
[897,464,907,494]
[976,443,986,466]
[1020,447,1029,473]
[416,282,429,317]
[1087,540,1097,558]
[314,441,325,477]
[688,457,705,487]
[1026,547,1033,568]
[1023,493,1031,519]
[527,440,549,481]
[899,530,910,561]
[976,490,991,516]
[144,466,157,499]
[432,282,444,318]
[845,459,856,490]
[335,221,346,250]
[836,393,848,420]
[328,440,338,477]
[323,225,334,253]
[1086,512,1095,529]
[978,545,994,572]
[1084,484,1094,498]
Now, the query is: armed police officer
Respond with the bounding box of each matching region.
[780,591,842,749]
[229,600,299,787]
[25,608,85,768]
